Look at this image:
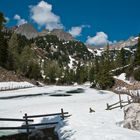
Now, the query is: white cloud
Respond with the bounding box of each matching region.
[86,32,109,46]
[14,14,27,26]
[29,0,63,30]
[69,26,82,37]
[5,17,10,23]
[69,25,90,37]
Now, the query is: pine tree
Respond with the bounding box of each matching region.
[26,62,41,80]
[89,65,95,83]
[94,46,115,90]
[115,48,126,68]
[0,33,8,68]
[134,35,140,66]
[44,60,62,84]
[0,12,8,68]
[0,12,6,30]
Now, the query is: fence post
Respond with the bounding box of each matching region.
[127,96,130,104]
[61,108,64,120]
[24,113,29,139]
[119,93,122,109]
[106,103,109,110]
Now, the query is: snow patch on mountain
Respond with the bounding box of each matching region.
[114,73,132,85]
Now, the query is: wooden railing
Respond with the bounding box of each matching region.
[0,108,70,138]
[106,93,132,110]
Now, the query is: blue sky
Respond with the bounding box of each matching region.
[1,0,140,46]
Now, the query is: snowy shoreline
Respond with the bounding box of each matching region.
[0,85,140,140]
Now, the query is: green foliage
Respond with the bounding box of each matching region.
[61,68,75,85]
[89,66,95,83]
[115,48,126,67]
[96,71,114,90]
[0,32,8,68]
[93,45,115,89]
[134,35,140,66]
[44,60,62,84]
[14,45,41,80]
[134,68,140,81]
[0,12,6,30]
[26,62,41,80]
[96,60,114,89]
[75,62,88,84]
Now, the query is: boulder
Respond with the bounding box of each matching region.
[123,103,140,131]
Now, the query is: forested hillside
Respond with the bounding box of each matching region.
[0,12,140,89]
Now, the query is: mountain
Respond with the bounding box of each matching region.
[111,37,138,50]
[14,23,74,41]
[39,29,74,41]
[49,29,74,41]
[86,36,139,57]
[15,23,38,39]
[1,22,140,88]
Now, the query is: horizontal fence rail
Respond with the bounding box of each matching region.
[23,112,69,119]
[0,118,33,122]
[106,93,132,110]
[0,108,70,139]
[0,127,35,130]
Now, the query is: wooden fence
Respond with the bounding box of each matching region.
[106,93,132,110]
[0,108,70,138]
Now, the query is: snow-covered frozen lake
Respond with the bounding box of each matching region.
[0,84,140,140]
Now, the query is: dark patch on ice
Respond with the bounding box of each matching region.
[49,93,72,97]
[66,88,84,94]
[0,93,50,100]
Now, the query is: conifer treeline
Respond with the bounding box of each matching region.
[0,12,140,89]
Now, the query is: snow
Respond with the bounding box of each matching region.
[88,48,94,54]
[114,73,132,85]
[0,85,140,139]
[68,56,76,69]
[95,49,102,56]
[0,82,34,91]
[111,65,130,72]
[87,48,103,56]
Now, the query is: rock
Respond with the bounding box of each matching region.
[15,23,38,39]
[28,130,48,140]
[39,28,74,41]
[123,103,140,131]
[50,29,74,41]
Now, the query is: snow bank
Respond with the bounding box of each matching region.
[0,82,34,91]
[0,85,140,139]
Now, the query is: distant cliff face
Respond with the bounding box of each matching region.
[49,29,74,41]
[15,23,74,41]
[111,37,138,50]
[15,23,38,39]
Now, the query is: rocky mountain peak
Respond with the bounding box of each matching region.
[15,23,38,39]
[111,37,138,50]
[38,29,50,37]
[49,29,74,41]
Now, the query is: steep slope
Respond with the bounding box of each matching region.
[15,23,38,39]
[111,37,138,50]
[33,35,94,67]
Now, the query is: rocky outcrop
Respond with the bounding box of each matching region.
[0,67,36,84]
[38,29,50,37]
[111,37,138,50]
[123,103,140,131]
[15,24,74,41]
[49,29,74,41]
[15,23,38,39]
